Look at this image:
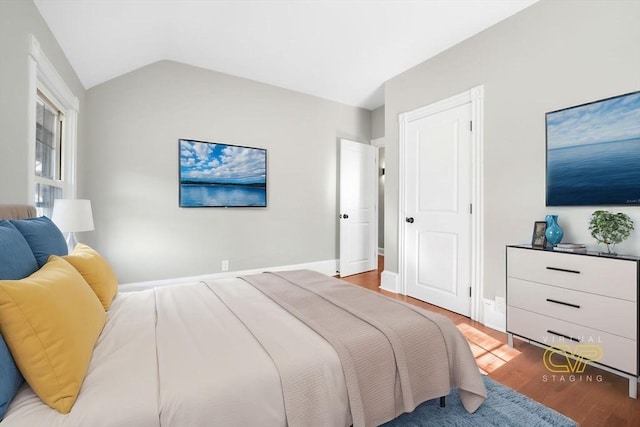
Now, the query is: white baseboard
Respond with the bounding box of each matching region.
[482,298,506,332]
[119,259,339,292]
[378,247,384,256]
[380,270,399,293]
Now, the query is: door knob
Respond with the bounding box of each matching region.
[405,217,414,223]
[343,213,349,219]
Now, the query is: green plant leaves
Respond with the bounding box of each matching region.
[588,210,634,254]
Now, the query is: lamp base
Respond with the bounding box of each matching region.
[66,232,78,254]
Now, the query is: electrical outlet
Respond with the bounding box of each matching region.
[221,259,229,272]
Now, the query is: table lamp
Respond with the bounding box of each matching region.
[51,199,94,253]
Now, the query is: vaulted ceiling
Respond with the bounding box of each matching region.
[35,0,538,110]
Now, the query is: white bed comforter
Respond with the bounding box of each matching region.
[2,279,350,427]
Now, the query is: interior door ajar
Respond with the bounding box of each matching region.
[404,102,472,316]
[339,139,377,277]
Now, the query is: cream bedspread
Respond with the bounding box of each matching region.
[2,277,349,427]
[1,271,485,427]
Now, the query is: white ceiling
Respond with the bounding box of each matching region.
[34,0,538,110]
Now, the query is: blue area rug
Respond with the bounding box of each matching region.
[383,375,577,427]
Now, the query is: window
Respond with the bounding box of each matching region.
[34,92,64,216]
[28,35,79,217]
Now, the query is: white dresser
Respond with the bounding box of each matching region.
[506,245,640,398]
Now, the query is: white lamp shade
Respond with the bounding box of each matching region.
[51,199,95,233]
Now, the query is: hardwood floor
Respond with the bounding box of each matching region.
[340,257,640,426]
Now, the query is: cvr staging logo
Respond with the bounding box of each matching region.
[542,343,604,383]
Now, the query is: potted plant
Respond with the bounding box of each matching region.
[588,210,634,255]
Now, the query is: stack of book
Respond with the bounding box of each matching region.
[553,243,587,253]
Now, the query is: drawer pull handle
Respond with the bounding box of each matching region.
[546,298,581,309]
[546,266,581,274]
[547,330,581,343]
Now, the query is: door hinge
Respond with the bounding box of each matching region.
[469,204,473,214]
[470,121,473,131]
[469,287,472,297]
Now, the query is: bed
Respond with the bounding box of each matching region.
[0,204,486,426]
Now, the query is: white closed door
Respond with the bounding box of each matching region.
[404,102,472,316]
[339,139,377,277]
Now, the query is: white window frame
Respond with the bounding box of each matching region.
[27,35,79,206]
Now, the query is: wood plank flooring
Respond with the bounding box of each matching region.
[339,257,640,426]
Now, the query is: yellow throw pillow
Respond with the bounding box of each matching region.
[63,243,118,310]
[0,256,106,414]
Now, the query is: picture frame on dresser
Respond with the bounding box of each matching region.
[531,221,547,248]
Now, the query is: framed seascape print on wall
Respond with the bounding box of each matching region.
[179,139,267,207]
[531,221,547,248]
[546,90,640,206]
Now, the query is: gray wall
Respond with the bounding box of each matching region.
[371,105,385,140]
[0,0,86,203]
[84,60,371,282]
[384,0,640,300]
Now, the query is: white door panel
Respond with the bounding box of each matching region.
[418,231,457,293]
[339,139,377,277]
[418,125,458,212]
[404,103,471,316]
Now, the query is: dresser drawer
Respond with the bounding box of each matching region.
[507,278,636,339]
[507,247,637,301]
[507,278,637,340]
[507,306,637,375]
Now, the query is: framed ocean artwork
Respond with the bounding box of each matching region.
[179,139,267,207]
[546,91,640,206]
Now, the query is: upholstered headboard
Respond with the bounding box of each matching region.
[0,205,37,220]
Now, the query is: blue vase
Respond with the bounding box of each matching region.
[545,215,564,247]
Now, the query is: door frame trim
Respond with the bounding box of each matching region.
[398,86,484,321]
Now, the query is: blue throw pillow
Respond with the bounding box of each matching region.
[0,334,23,420]
[0,221,31,419]
[0,221,39,279]
[11,216,68,267]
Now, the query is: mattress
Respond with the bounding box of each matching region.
[1,271,485,426]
